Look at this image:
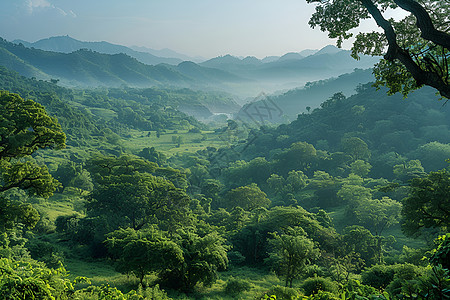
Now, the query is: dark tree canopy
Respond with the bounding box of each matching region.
[0,91,66,160]
[402,169,450,236]
[307,0,450,99]
[0,91,66,198]
[85,155,191,231]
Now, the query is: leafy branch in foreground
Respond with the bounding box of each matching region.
[307,0,450,99]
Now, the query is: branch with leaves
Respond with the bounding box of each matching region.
[307,0,450,99]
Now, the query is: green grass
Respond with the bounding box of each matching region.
[121,129,231,157]
[164,266,282,300]
[64,258,140,292]
[88,107,117,121]
[33,194,82,221]
[63,258,283,300]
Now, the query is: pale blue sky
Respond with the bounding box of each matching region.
[0,0,382,58]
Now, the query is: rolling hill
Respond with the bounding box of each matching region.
[0,38,246,89]
[14,35,183,65]
[237,68,377,123]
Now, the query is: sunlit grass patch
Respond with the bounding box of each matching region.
[121,129,231,157]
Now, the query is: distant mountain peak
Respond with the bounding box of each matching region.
[278,52,304,61]
[314,45,344,56]
[9,36,183,65]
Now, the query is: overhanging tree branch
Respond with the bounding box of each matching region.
[393,0,450,49]
[360,0,450,99]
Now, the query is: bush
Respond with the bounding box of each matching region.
[0,258,73,299]
[25,239,64,268]
[188,128,201,133]
[301,277,338,296]
[386,264,425,297]
[361,264,396,289]
[341,279,378,298]
[228,251,246,266]
[263,285,303,300]
[224,277,252,297]
[309,290,340,300]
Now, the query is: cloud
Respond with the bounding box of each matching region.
[25,0,76,17]
[25,0,51,14]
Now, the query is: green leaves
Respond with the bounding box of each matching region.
[307,0,450,98]
[105,227,183,285]
[267,228,319,287]
[0,91,65,200]
[307,0,369,47]
[86,155,191,231]
[402,170,450,236]
[0,258,74,299]
[105,227,228,291]
[225,183,270,211]
[0,91,65,160]
[0,197,40,230]
[0,161,61,198]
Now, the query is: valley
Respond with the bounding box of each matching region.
[0,9,449,298]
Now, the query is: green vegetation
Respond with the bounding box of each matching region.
[307,0,450,99]
[0,46,449,300]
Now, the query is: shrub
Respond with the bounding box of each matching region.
[309,290,340,300]
[301,277,338,296]
[361,264,396,289]
[263,285,303,300]
[224,277,252,297]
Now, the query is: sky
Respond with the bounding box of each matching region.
[0,0,383,59]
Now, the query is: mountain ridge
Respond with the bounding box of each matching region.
[0,37,248,89]
[13,35,183,66]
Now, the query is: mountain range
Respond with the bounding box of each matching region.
[14,35,185,66]
[0,37,248,88]
[200,45,378,83]
[2,36,380,101]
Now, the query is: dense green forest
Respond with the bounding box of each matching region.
[0,58,449,300]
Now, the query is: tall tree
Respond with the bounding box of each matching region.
[0,92,65,230]
[225,183,271,211]
[0,91,65,197]
[307,0,450,99]
[105,227,184,285]
[402,170,450,236]
[267,228,319,288]
[85,155,191,231]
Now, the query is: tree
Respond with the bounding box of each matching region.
[267,174,285,194]
[267,228,319,287]
[402,170,450,236]
[160,230,229,291]
[138,146,167,166]
[342,225,379,267]
[225,183,271,211]
[307,0,450,99]
[276,142,317,174]
[0,92,65,232]
[0,92,65,197]
[341,137,370,161]
[86,155,190,231]
[350,160,372,177]
[410,142,450,171]
[337,183,372,205]
[393,159,426,182]
[53,161,93,193]
[351,197,402,236]
[286,170,308,192]
[104,227,183,285]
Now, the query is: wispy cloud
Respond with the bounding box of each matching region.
[25,0,76,17]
